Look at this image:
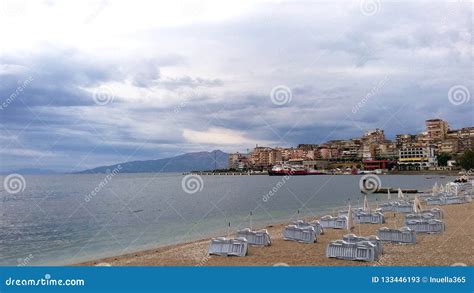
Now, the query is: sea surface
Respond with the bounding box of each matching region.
[0,173,453,265]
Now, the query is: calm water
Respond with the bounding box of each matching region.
[0,173,452,265]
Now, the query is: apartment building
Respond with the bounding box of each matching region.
[398,146,437,170]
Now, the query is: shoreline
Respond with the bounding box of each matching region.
[78,201,473,267]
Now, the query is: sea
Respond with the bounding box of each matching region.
[0,173,453,265]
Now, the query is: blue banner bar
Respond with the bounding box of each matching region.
[0,267,472,292]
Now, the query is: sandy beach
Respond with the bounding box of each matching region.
[79,201,473,267]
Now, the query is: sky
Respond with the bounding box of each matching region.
[0,0,473,172]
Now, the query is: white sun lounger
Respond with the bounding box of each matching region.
[342,233,384,257]
[353,211,385,224]
[406,219,445,233]
[283,225,316,243]
[208,237,248,257]
[319,215,348,229]
[236,228,271,246]
[377,227,416,244]
[326,240,378,262]
[293,220,324,235]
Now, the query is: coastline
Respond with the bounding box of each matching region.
[78,201,473,267]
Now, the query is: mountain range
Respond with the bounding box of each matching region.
[77,150,229,174]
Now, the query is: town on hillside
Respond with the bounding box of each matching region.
[228,119,474,174]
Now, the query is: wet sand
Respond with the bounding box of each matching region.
[79,201,473,266]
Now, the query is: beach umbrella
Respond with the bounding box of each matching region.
[346,203,354,231]
[397,188,405,200]
[413,196,422,213]
[439,184,445,193]
[363,195,369,211]
[432,182,438,195]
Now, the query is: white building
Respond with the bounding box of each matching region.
[398,146,437,170]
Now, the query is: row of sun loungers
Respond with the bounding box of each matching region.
[353,211,385,224]
[337,209,385,224]
[378,201,414,213]
[406,219,445,233]
[425,195,472,205]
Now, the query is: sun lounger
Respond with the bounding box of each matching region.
[377,227,416,244]
[353,211,385,224]
[208,237,248,256]
[319,215,348,229]
[283,225,317,243]
[406,219,445,233]
[236,228,271,246]
[326,240,378,262]
[293,220,324,235]
[342,233,383,257]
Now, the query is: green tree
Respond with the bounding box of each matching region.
[459,149,474,170]
[437,153,452,166]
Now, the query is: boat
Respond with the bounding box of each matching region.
[268,164,326,176]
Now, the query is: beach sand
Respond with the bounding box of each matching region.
[79,201,473,266]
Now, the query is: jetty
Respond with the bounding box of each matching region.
[363,187,418,194]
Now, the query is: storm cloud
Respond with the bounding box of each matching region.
[0,0,472,172]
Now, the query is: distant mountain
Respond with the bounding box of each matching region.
[77,150,229,174]
[1,168,60,175]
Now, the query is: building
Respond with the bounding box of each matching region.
[439,139,459,154]
[319,146,340,159]
[446,126,474,153]
[362,129,385,144]
[398,146,437,170]
[396,134,417,149]
[297,144,319,151]
[302,160,329,170]
[362,144,376,160]
[376,141,398,159]
[362,160,393,171]
[228,152,251,170]
[425,119,449,142]
[250,146,282,168]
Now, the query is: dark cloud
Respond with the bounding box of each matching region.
[0,1,472,172]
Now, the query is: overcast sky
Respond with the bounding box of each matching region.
[0,0,472,172]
